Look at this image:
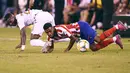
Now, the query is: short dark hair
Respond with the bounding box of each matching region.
[43,23,52,30]
[3,12,12,22]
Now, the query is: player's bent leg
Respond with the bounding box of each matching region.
[96,38,114,50]
[91,34,123,51]
[30,34,52,53]
[90,38,114,51]
[30,34,46,46]
[99,26,117,41]
[99,21,128,41]
[30,39,52,53]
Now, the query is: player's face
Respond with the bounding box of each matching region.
[7,14,15,25]
[45,27,54,38]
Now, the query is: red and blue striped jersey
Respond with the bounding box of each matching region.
[52,22,80,40]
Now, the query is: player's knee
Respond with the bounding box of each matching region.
[30,39,39,46]
[30,40,35,46]
[94,36,101,43]
[30,34,40,39]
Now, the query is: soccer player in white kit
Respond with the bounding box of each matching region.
[3,9,55,51]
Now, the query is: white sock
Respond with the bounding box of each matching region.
[30,39,46,47]
[115,25,118,29]
[113,36,117,42]
[54,38,70,42]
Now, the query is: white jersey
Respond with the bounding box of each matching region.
[16,9,55,36]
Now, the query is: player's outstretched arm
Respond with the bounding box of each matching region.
[64,35,77,52]
[15,27,26,51]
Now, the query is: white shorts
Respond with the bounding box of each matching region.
[31,12,55,36]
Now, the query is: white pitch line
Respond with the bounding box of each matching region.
[0,38,30,41]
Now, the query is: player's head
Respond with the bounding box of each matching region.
[43,23,54,38]
[3,12,16,26]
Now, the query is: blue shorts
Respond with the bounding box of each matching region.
[78,21,97,44]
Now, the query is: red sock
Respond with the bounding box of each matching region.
[96,38,114,50]
[100,27,116,41]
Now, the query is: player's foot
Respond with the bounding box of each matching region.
[41,46,48,53]
[115,35,123,49]
[117,21,128,31]
[41,48,48,53]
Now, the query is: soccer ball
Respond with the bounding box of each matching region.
[76,39,90,52]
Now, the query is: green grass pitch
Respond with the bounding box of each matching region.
[0,28,130,73]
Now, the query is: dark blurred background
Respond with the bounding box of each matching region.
[0,0,130,37]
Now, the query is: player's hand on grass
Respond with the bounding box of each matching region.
[15,44,22,49]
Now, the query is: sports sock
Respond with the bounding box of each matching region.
[48,36,70,42]
[30,39,46,47]
[100,27,116,41]
[96,38,114,50]
[54,38,70,42]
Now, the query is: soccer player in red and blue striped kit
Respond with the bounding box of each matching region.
[43,21,128,53]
